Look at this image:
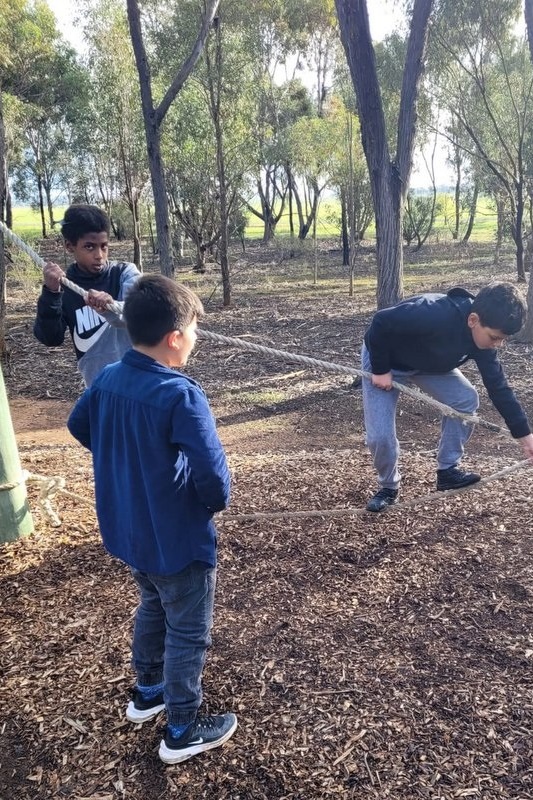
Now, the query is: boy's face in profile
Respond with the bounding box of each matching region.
[467,313,506,349]
[66,232,109,274]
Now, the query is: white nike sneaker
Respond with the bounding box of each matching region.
[159,713,238,764]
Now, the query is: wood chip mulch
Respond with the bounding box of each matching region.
[2,242,533,798]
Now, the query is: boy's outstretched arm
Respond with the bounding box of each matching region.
[67,391,92,451]
[34,261,68,346]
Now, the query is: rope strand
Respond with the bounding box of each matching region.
[0,217,508,436]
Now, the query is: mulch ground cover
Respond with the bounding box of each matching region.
[1,240,533,799]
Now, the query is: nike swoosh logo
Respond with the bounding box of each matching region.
[73,321,110,353]
[189,737,203,745]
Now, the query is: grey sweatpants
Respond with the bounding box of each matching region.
[361,344,479,489]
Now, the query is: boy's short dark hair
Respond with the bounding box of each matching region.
[471,282,526,335]
[124,275,204,346]
[61,204,110,244]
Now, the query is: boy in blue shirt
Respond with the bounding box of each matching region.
[362,283,533,511]
[34,204,140,386]
[67,275,236,764]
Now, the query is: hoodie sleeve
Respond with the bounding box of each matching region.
[100,263,141,329]
[33,286,67,346]
[364,299,438,374]
[170,385,231,513]
[475,349,530,438]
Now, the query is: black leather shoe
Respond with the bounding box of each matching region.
[436,466,480,491]
[366,488,399,512]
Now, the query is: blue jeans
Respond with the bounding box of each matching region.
[130,561,216,726]
[361,344,479,489]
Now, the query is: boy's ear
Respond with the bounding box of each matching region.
[64,240,75,253]
[467,312,480,329]
[166,330,183,350]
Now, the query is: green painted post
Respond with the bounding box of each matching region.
[0,365,33,541]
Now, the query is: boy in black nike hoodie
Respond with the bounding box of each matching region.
[34,204,140,386]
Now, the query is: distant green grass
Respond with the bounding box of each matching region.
[245,194,499,243]
[12,206,67,241]
[12,196,499,245]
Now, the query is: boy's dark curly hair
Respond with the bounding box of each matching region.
[61,204,110,244]
[471,282,526,335]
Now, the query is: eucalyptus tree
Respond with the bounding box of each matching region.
[10,45,85,238]
[245,79,314,242]
[237,0,317,243]
[127,0,220,276]
[331,54,372,267]
[519,0,533,340]
[1,0,78,230]
[443,112,476,241]
[288,109,344,240]
[436,16,533,281]
[81,0,149,267]
[299,0,338,116]
[335,0,435,309]
[0,0,78,344]
[163,2,255,304]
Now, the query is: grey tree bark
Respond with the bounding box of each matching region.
[334,0,434,308]
[521,0,533,341]
[0,88,6,352]
[127,0,220,277]
[206,17,231,306]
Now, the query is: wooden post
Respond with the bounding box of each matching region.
[0,365,33,542]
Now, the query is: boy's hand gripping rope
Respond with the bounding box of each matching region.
[0,217,509,436]
[0,220,123,320]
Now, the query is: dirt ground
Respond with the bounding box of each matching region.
[2,240,533,799]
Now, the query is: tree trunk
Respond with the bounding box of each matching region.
[132,197,143,270]
[289,175,305,240]
[45,181,56,229]
[206,18,231,307]
[526,0,533,64]
[127,0,220,278]
[514,186,526,282]
[335,0,434,308]
[37,174,46,239]
[299,183,321,241]
[0,87,6,354]
[462,183,478,243]
[5,187,12,229]
[340,187,349,266]
[287,164,295,255]
[453,158,461,240]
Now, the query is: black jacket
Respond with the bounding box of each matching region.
[364,288,530,438]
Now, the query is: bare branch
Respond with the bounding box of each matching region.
[156,0,220,126]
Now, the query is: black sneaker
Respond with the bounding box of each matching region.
[126,688,165,723]
[366,488,399,512]
[436,466,480,491]
[159,713,238,765]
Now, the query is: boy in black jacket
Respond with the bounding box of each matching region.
[34,204,140,386]
[362,283,533,511]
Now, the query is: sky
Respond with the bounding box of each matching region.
[45,0,451,188]
[47,0,404,49]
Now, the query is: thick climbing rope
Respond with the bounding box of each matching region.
[1,217,529,526]
[0,220,123,318]
[13,457,532,527]
[221,458,533,522]
[0,218,509,437]
[196,329,510,437]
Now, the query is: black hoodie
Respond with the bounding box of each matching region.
[364,288,530,439]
